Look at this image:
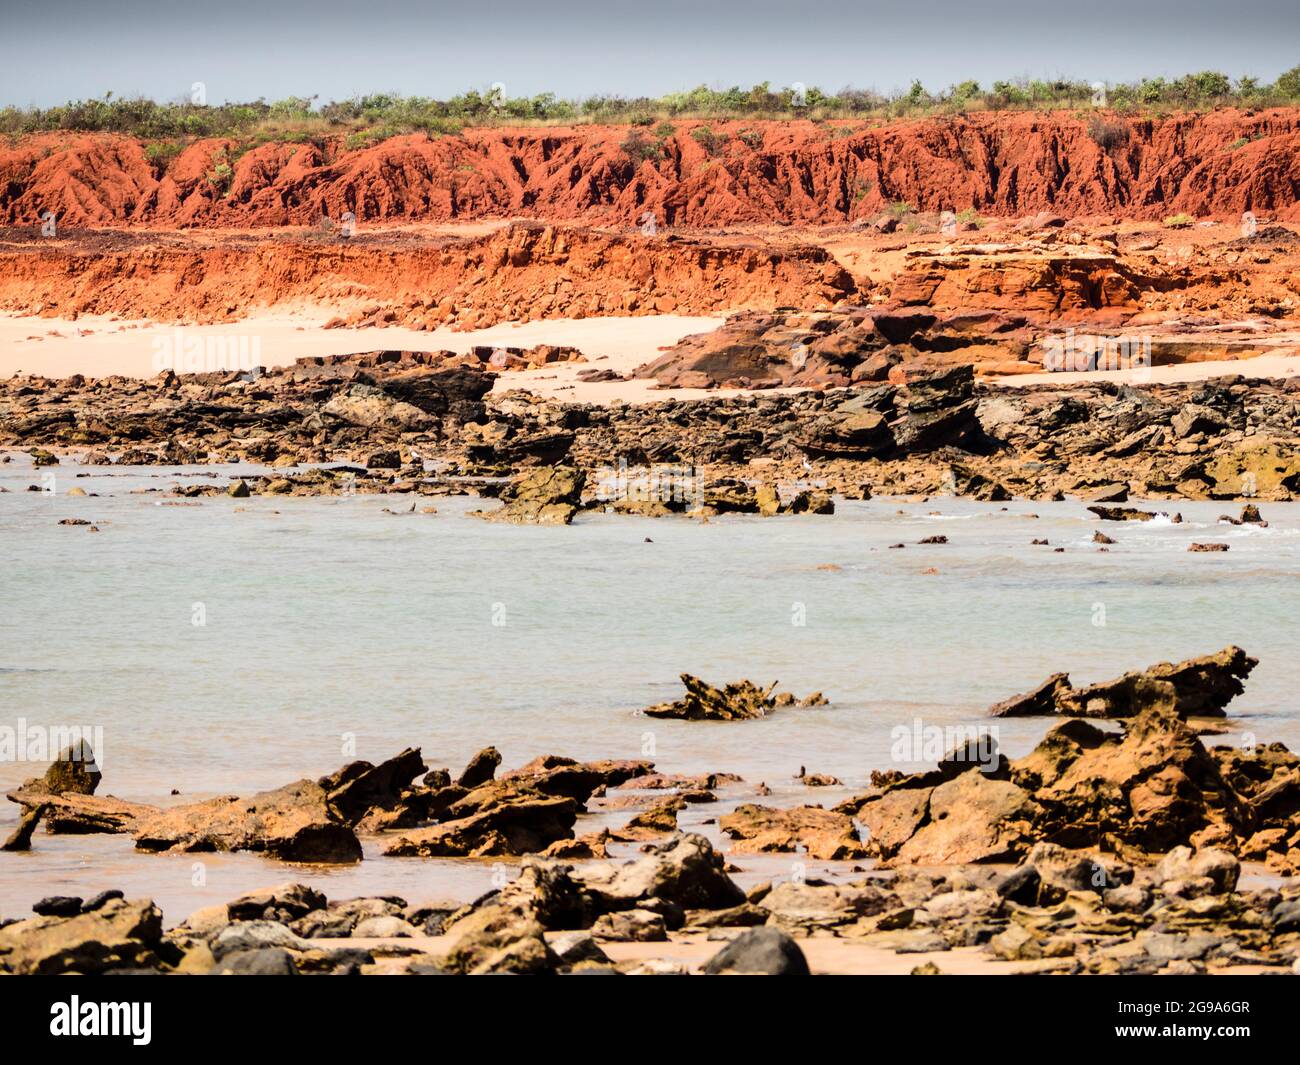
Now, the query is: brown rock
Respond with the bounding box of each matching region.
[720,804,869,861]
[133,779,362,863]
[0,898,164,975]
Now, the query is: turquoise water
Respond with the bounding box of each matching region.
[2,452,1298,917]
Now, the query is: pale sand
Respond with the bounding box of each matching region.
[997,351,1300,388]
[6,309,1300,405]
[0,311,723,403]
[331,932,1282,975]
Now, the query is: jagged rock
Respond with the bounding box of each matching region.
[1057,646,1256,719]
[719,804,868,860]
[319,747,427,825]
[574,833,746,912]
[1022,706,1248,853]
[640,674,819,721]
[610,796,683,841]
[8,741,102,800]
[382,790,578,857]
[439,905,557,975]
[382,366,495,425]
[1087,505,1159,521]
[6,743,156,836]
[2,802,46,850]
[133,779,362,863]
[478,465,585,524]
[0,898,164,975]
[986,647,1256,720]
[457,746,502,788]
[8,792,158,835]
[702,926,810,975]
[226,883,327,923]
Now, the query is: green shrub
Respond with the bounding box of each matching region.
[690,125,725,155]
[619,130,662,163]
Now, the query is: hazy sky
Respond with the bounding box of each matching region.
[2,0,1297,106]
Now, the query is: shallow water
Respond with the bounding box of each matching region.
[2,453,1298,918]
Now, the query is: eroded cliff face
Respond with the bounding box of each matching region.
[4,109,1300,229]
[0,222,854,327]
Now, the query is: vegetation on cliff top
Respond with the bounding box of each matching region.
[3,67,1300,143]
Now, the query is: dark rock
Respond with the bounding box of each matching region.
[702,926,810,975]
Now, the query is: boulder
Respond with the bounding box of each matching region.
[702,927,810,975]
[211,947,299,975]
[893,771,1039,865]
[0,898,164,975]
[758,880,894,932]
[320,384,434,431]
[574,833,746,912]
[1154,846,1240,895]
[439,904,557,975]
[210,920,310,959]
[590,908,668,942]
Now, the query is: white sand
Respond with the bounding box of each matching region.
[996,351,1300,387]
[0,311,723,403]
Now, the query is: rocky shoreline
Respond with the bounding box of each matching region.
[3,649,1299,975]
[4,340,1299,514]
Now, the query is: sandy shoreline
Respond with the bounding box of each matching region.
[6,311,1300,404]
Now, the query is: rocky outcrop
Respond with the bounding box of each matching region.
[319,747,428,826]
[844,665,1295,867]
[988,646,1257,719]
[477,465,585,524]
[574,833,748,913]
[133,779,363,863]
[640,674,825,721]
[381,793,579,858]
[720,804,868,861]
[0,897,165,975]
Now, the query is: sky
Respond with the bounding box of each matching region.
[1,0,1297,107]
